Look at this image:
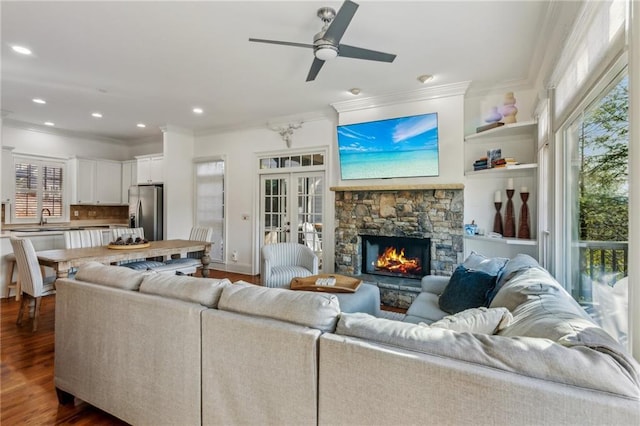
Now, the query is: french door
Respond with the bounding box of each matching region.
[260,171,324,269]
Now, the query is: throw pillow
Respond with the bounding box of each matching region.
[429,307,513,334]
[462,251,509,276]
[438,265,497,314]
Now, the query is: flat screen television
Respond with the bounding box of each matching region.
[336,112,439,180]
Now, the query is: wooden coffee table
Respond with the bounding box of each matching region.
[290,274,362,293]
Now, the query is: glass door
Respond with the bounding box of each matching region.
[260,171,325,269]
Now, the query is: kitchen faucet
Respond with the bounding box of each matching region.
[40,208,51,226]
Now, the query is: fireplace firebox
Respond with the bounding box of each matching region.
[361,235,431,280]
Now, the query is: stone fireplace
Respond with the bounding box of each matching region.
[333,184,464,308]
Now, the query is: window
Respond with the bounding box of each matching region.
[13,157,65,223]
[562,72,628,346]
[194,158,225,262]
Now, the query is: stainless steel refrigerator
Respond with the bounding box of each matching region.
[128,185,163,241]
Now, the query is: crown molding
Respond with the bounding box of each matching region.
[160,125,194,137]
[2,118,130,146]
[194,108,336,137]
[330,81,471,114]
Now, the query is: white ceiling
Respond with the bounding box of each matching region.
[1,1,562,143]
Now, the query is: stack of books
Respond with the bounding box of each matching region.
[492,158,507,168]
[473,157,489,171]
[504,157,519,167]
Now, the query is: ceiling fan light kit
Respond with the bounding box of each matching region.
[249,0,396,82]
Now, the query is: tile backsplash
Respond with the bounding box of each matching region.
[70,205,129,221]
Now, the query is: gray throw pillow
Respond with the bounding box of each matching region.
[462,251,509,276]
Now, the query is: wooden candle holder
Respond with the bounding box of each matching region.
[504,189,516,238]
[518,192,530,239]
[493,202,503,235]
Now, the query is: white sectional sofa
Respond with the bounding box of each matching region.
[54,259,640,425]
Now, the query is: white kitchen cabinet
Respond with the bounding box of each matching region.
[74,158,96,204]
[136,154,163,184]
[71,158,122,204]
[121,160,137,202]
[96,160,122,204]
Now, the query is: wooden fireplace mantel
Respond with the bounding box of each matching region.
[330,183,464,192]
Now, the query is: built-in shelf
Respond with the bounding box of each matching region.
[464,120,537,142]
[464,234,537,246]
[465,163,538,176]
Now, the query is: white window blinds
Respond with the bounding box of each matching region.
[552,0,627,123]
[14,158,64,220]
[194,159,224,262]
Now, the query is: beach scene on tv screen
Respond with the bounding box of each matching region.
[337,112,439,180]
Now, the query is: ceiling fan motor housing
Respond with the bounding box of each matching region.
[313,29,338,60]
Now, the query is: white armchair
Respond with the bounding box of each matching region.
[261,242,318,288]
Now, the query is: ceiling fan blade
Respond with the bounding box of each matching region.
[248,38,314,49]
[306,58,325,82]
[338,44,396,62]
[323,0,358,44]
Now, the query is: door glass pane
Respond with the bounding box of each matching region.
[295,174,324,268]
[262,177,288,244]
[565,73,628,346]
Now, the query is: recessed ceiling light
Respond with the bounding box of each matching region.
[44,121,55,126]
[136,123,146,128]
[32,98,46,104]
[192,107,204,114]
[349,88,361,95]
[417,74,434,84]
[11,45,32,55]
[91,112,103,118]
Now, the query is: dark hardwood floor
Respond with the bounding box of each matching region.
[1,270,399,425]
[0,270,260,425]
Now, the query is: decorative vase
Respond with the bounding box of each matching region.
[502,92,518,124]
[518,192,530,239]
[504,189,516,238]
[484,106,502,123]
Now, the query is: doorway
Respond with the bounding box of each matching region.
[260,171,325,269]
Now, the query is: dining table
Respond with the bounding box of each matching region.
[35,239,212,280]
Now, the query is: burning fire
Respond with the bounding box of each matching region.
[375,246,422,275]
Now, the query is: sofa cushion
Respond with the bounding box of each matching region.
[489,253,542,303]
[139,273,231,308]
[404,291,448,324]
[218,283,340,332]
[438,265,497,314]
[336,312,640,398]
[75,261,144,291]
[463,251,509,276]
[428,307,512,334]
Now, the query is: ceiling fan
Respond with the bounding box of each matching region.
[249,0,396,82]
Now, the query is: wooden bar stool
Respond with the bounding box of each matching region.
[5,253,21,301]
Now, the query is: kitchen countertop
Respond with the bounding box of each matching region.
[1,222,128,238]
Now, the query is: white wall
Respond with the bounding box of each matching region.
[162,127,195,240]
[194,117,336,275]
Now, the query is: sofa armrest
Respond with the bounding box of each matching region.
[300,249,319,274]
[421,275,450,294]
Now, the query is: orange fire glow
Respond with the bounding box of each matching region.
[375,246,422,275]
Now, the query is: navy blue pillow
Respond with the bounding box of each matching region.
[438,265,497,314]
